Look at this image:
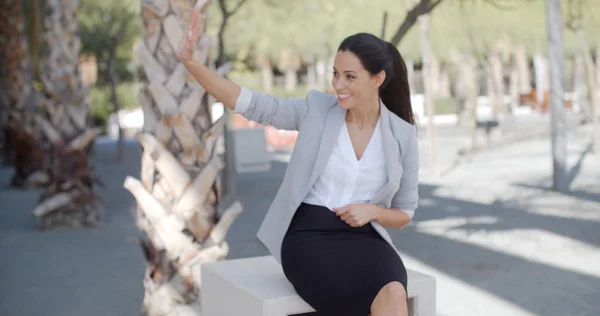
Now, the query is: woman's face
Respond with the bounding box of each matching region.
[332,50,384,110]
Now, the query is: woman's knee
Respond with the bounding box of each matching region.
[372,282,407,306]
[371,282,408,316]
[382,281,407,301]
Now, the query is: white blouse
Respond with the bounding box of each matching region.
[232,87,414,218]
[303,119,390,211]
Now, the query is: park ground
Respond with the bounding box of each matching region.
[0,117,599,316]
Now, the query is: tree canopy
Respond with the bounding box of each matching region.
[206,0,600,65]
[78,0,141,84]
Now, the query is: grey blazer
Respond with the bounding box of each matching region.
[233,87,419,263]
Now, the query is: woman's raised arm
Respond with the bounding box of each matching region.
[177,9,310,131]
[177,8,241,111]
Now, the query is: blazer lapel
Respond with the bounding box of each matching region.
[308,105,346,187]
[371,101,400,203]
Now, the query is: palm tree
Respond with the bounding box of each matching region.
[123,1,242,314]
[0,0,47,188]
[32,0,101,228]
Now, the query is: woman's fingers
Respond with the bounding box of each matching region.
[190,10,199,34]
[177,9,204,61]
[340,211,363,227]
[191,9,203,36]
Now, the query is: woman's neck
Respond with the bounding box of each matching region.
[347,99,380,129]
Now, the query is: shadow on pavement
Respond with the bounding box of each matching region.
[230,161,600,316]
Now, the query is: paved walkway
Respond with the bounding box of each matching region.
[399,125,600,316]
[231,123,600,316]
[0,123,598,316]
[0,144,145,316]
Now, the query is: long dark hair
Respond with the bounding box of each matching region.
[338,33,415,125]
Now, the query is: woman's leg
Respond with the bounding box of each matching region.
[370,281,408,316]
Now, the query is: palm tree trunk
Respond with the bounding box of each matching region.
[33,0,101,228]
[0,0,48,187]
[123,1,242,314]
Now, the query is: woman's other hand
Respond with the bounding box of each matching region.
[176,8,203,63]
[333,204,380,227]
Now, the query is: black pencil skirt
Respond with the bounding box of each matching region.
[281,202,408,316]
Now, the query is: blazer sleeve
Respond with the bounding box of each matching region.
[232,86,310,131]
[390,125,419,218]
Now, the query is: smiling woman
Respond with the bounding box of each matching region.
[178,10,419,315]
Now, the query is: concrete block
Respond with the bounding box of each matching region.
[232,129,271,173]
[201,256,436,316]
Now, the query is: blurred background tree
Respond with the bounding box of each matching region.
[78,0,141,148]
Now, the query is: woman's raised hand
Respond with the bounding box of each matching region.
[176,8,203,63]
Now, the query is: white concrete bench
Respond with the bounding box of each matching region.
[201,256,436,316]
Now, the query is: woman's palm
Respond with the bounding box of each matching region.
[177,9,203,62]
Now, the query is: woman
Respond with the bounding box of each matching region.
[178,9,419,316]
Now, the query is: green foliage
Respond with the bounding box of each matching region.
[89,83,140,129]
[207,0,376,62]
[432,97,458,115]
[206,0,600,65]
[229,71,311,98]
[78,0,141,84]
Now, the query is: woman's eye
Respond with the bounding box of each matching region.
[347,75,355,80]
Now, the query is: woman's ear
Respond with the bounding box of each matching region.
[373,70,386,90]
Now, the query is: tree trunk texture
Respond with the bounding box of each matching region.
[26,0,43,80]
[381,11,388,39]
[430,54,441,98]
[326,55,335,95]
[466,57,479,153]
[279,47,300,92]
[0,0,48,188]
[306,57,318,91]
[509,64,519,110]
[316,59,326,92]
[546,0,568,192]
[0,83,5,155]
[514,45,531,95]
[533,54,549,111]
[405,58,415,94]
[215,0,247,68]
[574,29,599,153]
[33,0,100,228]
[389,0,444,46]
[438,68,451,98]
[488,50,505,120]
[574,55,589,117]
[596,44,600,94]
[256,53,273,93]
[108,53,124,162]
[419,14,439,178]
[215,12,228,67]
[124,0,242,314]
[450,50,478,152]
